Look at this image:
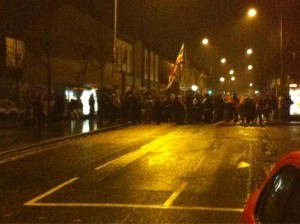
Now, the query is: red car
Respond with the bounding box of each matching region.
[242,151,300,223]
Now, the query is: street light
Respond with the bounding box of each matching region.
[221,58,226,64]
[220,77,225,93]
[229,69,234,75]
[248,8,257,18]
[202,38,209,45]
[248,65,253,70]
[247,48,253,55]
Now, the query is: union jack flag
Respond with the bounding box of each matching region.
[167,43,184,90]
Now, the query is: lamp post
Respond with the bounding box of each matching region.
[279,13,283,92]
[231,76,236,93]
[112,0,118,88]
[220,77,225,94]
[201,38,211,91]
[247,8,284,95]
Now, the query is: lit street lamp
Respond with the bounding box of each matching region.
[229,69,234,75]
[202,38,209,45]
[248,8,257,18]
[221,58,226,64]
[248,65,253,70]
[220,77,225,93]
[247,48,253,55]
[231,76,236,93]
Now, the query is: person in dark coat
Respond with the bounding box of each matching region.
[202,93,213,123]
[89,94,95,118]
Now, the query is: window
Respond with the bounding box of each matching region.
[254,165,300,223]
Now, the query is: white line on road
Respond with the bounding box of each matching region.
[193,156,205,172]
[24,201,243,213]
[163,182,188,208]
[24,177,79,205]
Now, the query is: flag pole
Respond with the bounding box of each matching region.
[183,41,186,90]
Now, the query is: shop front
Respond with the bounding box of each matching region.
[289,84,300,116]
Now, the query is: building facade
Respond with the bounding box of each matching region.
[0,3,204,118]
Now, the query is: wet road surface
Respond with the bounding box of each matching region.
[1,123,300,223]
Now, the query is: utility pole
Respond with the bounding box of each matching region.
[112,0,117,89]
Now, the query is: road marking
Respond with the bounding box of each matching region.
[94,137,169,171]
[163,155,205,208]
[24,201,243,213]
[163,182,188,207]
[246,141,254,198]
[237,161,251,169]
[193,156,205,172]
[24,177,79,205]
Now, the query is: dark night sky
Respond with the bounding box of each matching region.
[5,0,300,78]
[67,0,300,73]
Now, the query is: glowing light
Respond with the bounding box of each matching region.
[202,38,209,45]
[229,70,234,75]
[248,8,257,18]
[80,89,98,115]
[191,85,198,91]
[221,58,226,64]
[247,48,253,55]
[248,65,253,70]
[231,76,235,81]
[220,77,225,82]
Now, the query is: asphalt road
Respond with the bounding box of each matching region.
[1,123,299,223]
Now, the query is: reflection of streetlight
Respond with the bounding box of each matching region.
[248,65,253,70]
[202,38,209,45]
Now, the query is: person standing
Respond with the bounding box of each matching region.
[202,93,213,123]
[89,94,95,119]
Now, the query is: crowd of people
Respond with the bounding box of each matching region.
[19,88,294,127]
[92,90,294,126]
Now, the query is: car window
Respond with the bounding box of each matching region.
[254,165,300,223]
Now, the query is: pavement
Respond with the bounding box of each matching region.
[0,118,127,159]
